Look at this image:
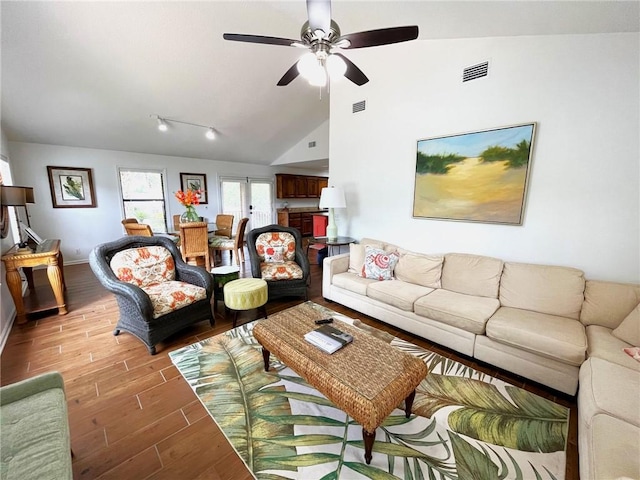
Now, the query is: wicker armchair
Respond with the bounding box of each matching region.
[89,235,214,354]
[246,224,309,300]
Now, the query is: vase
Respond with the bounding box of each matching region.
[180,205,200,223]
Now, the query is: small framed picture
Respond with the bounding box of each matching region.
[180,172,208,204]
[47,166,97,208]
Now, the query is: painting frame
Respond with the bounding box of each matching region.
[180,172,208,204]
[413,122,536,225]
[47,166,97,208]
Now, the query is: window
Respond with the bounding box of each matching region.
[118,168,169,233]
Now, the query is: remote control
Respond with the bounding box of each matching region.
[315,318,333,325]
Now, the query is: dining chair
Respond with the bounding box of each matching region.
[124,223,153,236]
[179,221,210,269]
[213,214,234,238]
[121,218,138,225]
[209,217,249,266]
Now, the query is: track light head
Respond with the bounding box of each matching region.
[205,128,215,140]
[157,117,168,132]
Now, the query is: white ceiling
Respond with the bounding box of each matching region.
[2,1,638,168]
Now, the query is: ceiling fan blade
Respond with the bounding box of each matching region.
[223,33,299,47]
[333,53,369,86]
[337,25,419,49]
[277,62,301,86]
[306,0,331,37]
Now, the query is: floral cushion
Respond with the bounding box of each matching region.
[361,246,399,281]
[142,281,207,319]
[264,246,285,263]
[110,246,175,287]
[255,232,296,262]
[260,261,304,280]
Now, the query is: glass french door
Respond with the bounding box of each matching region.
[219,177,274,232]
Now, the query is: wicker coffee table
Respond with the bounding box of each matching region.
[253,302,428,464]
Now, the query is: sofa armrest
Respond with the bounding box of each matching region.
[322,253,350,298]
[0,371,65,406]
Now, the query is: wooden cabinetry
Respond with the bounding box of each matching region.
[276,174,328,199]
[277,210,317,236]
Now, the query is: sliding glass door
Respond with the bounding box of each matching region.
[219,177,274,231]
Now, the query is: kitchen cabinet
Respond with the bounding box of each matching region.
[277,209,319,236]
[276,174,328,199]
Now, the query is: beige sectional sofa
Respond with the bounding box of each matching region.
[322,238,640,480]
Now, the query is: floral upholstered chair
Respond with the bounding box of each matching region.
[89,235,213,354]
[246,224,310,300]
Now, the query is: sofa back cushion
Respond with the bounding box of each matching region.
[499,262,585,319]
[110,246,176,287]
[255,232,296,262]
[348,238,384,274]
[580,280,640,328]
[441,253,504,298]
[395,250,443,288]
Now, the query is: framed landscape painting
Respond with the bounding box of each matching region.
[413,123,536,225]
[180,172,208,204]
[47,166,97,208]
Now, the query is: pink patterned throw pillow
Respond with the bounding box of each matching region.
[361,246,399,280]
[623,347,640,362]
[264,246,285,263]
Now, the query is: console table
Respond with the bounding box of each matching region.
[1,239,67,324]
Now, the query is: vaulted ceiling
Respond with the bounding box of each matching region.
[2,1,637,168]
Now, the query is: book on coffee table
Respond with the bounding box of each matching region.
[304,325,353,354]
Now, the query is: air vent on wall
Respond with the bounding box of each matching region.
[308,141,316,148]
[352,100,366,113]
[463,61,489,82]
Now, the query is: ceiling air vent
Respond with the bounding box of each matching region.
[463,61,489,82]
[352,100,366,113]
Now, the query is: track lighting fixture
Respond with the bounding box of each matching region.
[157,117,168,132]
[150,115,216,140]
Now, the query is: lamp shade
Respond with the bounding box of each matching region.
[319,187,346,209]
[0,186,27,206]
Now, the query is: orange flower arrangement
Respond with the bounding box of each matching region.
[175,189,202,207]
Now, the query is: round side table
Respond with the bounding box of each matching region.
[210,265,240,312]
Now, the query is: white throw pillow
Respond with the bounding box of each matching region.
[612,303,640,346]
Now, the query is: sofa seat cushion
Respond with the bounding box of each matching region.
[414,289,500,335]
[579,357,640,427]
[588,415,640,480]
[332,272,377,296]
[486,307,586,366]
[366,280,433,312]
[1,387,71,480]
[586,325,640,372]
[142,281,208,319]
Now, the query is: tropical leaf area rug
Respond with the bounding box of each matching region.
[169,302,568,480]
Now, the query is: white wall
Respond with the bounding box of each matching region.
[330,32,639,283]
[1,128,18,350]
[273,120,329,165]
[7,142,323,264]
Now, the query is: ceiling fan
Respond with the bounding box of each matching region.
[223,0,419,87]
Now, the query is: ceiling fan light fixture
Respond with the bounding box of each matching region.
[326,54,347,79]
[297,52,319,79]
[308,67,327,87]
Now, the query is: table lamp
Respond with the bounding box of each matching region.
[319,186,346,241]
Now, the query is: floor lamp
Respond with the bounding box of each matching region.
[318,186,346,241]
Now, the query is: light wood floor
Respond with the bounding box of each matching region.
[0,248,579,480]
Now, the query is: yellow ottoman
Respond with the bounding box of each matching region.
[224,278,268,328]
